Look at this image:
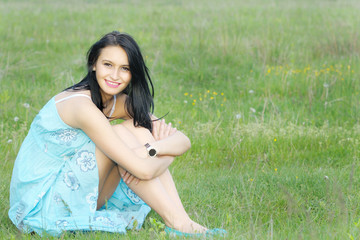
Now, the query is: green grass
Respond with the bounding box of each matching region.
[1,0,360,239]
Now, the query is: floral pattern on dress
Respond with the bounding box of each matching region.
[86,187,98,213]
[52,129,79,146]
[120,181,142,204]
[76,150,96,172]
[93,216,114,227]
[125,188,141,204]
[63,171,80,191]
[56,220,69,229]
[53,193,63,204]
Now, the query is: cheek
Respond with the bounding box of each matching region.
[123,72,132,82]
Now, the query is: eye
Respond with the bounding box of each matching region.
[104,62,112,68]
[121,66,130,72]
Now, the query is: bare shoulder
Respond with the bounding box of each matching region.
[54,90,91,101]
[55,90,99,128]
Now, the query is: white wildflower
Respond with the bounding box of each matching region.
[250,107,256,113]
[235,114,242,119]
[7,139,13,143]
[14,117,19,122]
[323,83,329,88]
[249,90,254,94]
[23,103,30,108]
[184,100,188,104]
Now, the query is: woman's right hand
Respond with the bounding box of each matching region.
[119,167,141,185]
[152,119,177,141]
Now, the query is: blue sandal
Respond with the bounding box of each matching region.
[165,226,227,238]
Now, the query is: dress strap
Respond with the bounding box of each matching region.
[55,94,92,104]
[108,95,117,118]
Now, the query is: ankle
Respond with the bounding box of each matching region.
[165,217,189,230]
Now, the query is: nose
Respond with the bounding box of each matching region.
[110,69,120,80]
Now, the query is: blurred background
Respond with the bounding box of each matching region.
[1,0,360,239]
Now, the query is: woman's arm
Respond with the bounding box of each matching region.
[151,120,191,156]
[150,117,191,156]
[68,98,172,180]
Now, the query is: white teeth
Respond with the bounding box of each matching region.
[106,80,119,86]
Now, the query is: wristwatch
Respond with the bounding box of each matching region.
[145,143,157,157]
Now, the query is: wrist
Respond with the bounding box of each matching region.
[145,143,158,157]
[150,141,163,156]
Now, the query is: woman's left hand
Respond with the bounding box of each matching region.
[152,119,177,141]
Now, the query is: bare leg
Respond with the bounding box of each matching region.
[95,121,207,233]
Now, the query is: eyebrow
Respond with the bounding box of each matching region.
[101,59,130,66]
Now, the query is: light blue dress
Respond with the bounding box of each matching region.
[8,95,151,236]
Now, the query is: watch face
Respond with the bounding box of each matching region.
[149,148,156,157]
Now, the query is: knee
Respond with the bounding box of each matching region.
[120,119,154,140]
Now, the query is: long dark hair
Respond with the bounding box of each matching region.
[66,31,154,131]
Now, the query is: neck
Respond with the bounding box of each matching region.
[100,92,114,106]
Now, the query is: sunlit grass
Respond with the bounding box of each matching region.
[1,0,360,239]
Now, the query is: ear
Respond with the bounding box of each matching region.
[92,65,96,71]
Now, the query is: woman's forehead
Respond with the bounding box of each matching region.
[98,46,129,65]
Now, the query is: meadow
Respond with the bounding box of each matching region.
[1,0,360,239]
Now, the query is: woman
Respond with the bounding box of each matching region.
[8,31,226,237]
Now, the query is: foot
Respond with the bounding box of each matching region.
[166,219,207,234]
[165,225,227,237]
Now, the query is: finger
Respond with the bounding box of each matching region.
[135,178,140,185]
[153,120,160,140]
[119,168,126,178]
[164,122,172,137]
[126,174,135,184]
[159,119,166,139]
[170,127,177,135]
[123,171,130,182]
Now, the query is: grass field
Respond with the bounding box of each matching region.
[1,0,360,239]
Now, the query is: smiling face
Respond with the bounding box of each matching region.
[93,45,132,101]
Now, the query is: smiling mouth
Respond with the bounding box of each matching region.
[105,80,121,88]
